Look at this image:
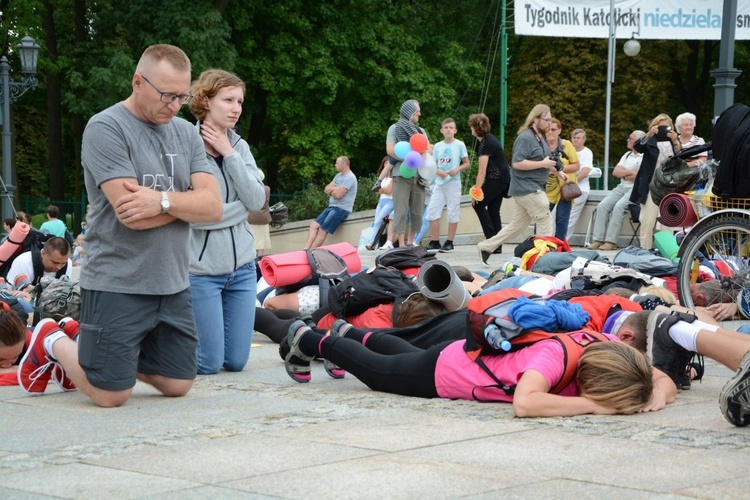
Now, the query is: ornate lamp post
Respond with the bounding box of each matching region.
[0,35,41,220]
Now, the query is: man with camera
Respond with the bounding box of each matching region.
[477,104,567,267]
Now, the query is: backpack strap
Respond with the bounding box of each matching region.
[470,329,611,401]
[31,249,44,286]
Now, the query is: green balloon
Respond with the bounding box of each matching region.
[399,162,416,178]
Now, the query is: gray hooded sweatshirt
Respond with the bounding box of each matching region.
[189,124,265,275]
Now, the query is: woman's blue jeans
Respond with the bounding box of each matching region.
[189,261,257,374]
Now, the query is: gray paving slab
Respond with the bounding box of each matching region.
[2,243,750,498]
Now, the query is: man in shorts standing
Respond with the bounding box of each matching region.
[18,44,222,407]
[303,156,357,249]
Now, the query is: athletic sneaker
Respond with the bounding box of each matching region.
[371,179,382,193]
[720,350,750,426]
[439,242,454,253]
[646,312,695,390]
[18,319,62,394]
[323,319,352,379]
[478,248,491,268]
[284,320,315,383]
[426,240,442,251]
[379,241,394,251]
[50,317,81,391]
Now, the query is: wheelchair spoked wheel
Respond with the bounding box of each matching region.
[676,214,750,308]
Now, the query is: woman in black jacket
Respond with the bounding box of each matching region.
[629,113,679,249]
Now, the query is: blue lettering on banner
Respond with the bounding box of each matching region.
[644,8,721,29]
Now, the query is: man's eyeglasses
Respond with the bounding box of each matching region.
[540,118,552,123]
[627,137,635,142]
[141,75,193,105]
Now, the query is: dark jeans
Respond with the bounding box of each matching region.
[473,179,508,238]
[550,200,571,241]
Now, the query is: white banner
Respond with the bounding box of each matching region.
[515,0,750,40]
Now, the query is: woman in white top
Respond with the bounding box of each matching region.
[567,128,593,239]
[675,112,708,167]
[367,157,395,250]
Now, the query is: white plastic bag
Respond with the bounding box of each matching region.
[358,226,375,252]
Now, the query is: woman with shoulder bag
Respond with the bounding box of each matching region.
[546,118,580,242]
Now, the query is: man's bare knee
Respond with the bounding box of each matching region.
[139,373,194,397]
[89,388,133,408]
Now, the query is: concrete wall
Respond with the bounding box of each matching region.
[267,190,638,254]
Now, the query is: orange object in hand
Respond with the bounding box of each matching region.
[470,185,484,201]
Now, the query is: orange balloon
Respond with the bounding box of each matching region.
[409,134,428,153]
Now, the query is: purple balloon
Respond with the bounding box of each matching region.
[404,151,423,169]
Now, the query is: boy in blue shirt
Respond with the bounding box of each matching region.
[425,118,470,252]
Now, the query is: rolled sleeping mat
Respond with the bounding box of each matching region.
[259,242,361,288]
[653,230,680,263]
[0,221,30,267]
[417,259,471,311]
[659,193,698,228]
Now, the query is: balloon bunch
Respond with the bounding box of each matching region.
[395,134,429,178]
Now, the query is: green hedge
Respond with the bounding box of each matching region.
[286,173,380,223]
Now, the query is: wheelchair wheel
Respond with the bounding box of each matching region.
[676,215,750,308]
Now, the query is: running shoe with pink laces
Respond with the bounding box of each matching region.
[18,318,62,394]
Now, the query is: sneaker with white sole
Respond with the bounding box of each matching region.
[720,350,750,426]
[439,241,454,253]
[379,241,394,251]
[50,317,81,391]
[18,319,62,394]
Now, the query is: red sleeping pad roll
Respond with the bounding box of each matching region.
[259,242,361,287]
[0,222,30,267]
[658,193,698,228]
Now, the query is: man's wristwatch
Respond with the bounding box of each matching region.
[160,191,171,214]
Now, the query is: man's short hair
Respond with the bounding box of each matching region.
[572,128,586,140]
[137,44,191,74]
[46,204,60,218]
[441,117,456,126]
[43,237,70,257]
[621,310,650,353]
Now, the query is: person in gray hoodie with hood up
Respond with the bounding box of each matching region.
[188,69,265,374]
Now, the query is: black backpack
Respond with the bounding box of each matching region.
[327,266,419,318]
[374,246,436,270]
[712,103,750,198]
[275,248,349,308]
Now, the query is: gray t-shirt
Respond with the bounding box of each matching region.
[329,171,358,212]
[80,103,211,294]
[509,128,552,197]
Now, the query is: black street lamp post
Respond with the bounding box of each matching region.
[0,35,41,220]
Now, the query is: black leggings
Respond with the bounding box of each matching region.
[254,306,332,343]
[340,309,468,349]
[473,178,508,238]
[320,332,446,398]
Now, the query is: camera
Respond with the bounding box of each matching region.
[656,125,672,142]
[549,148,568,172]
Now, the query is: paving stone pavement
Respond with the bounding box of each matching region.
[3,244,750,498]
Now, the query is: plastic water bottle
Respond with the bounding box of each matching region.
[484,324,511,352]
